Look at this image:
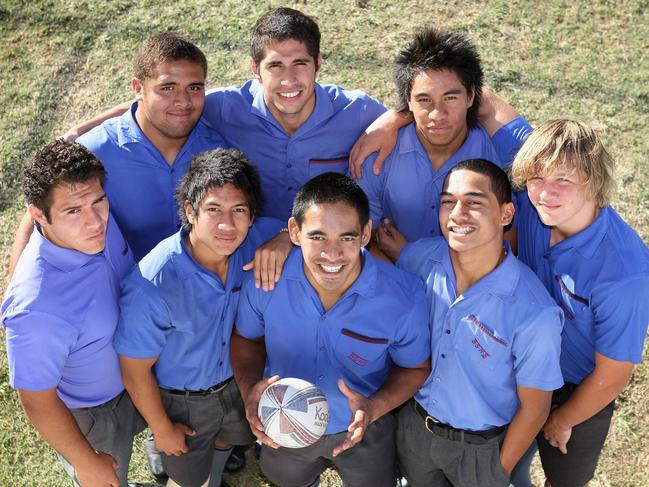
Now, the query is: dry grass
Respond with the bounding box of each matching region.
[1,1,648,485]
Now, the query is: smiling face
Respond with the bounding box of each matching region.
[184,184,253,268]
[251,39,321,134]
[526,165,598,238]
[408,69,474,163]
[133,59,205,145]
[439,169,513,257]
[288,202,371,301]
[30,178,109,255]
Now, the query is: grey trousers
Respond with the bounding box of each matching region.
[396,400,510,487]
[59,390,145,487]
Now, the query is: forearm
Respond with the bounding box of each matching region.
[65,100,132,140]
[19,389,97,468]
[477,87,520,137]
[8,210,34,279]
[230,332,267,401]
[499,389,551,473]
[368,361,430,423]
[119,356,170,434]
[551,368,629,429]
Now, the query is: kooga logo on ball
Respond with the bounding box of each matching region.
[314,405,329,426]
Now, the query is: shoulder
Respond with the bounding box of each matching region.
[599,207,649,274]
[319,83,384,112]
[398,236,446,276]
[77,117,119,151]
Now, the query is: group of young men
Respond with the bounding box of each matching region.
[3,6,649,487]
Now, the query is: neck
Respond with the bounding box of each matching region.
[550,206,601,247]
[185,233,229,283]
[450,241,505,296]
[416,125,468,172]
[135,107,187,165]
[265,94,316,136]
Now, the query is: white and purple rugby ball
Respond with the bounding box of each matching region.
[258,377,329,448]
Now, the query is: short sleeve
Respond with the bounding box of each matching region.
[235,274,270,339]
[4,311,78,390]
[359,96,387,131]
[114,274,171,359]
[357,152,386,229]
[592,275,649,363]
[491,116,533,166]
[202,89,226,128]
[389,284,431,368]
[512,306,564,390]
[397,239,436,278]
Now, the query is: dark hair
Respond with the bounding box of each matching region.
[250,8,320,67]
[134,32,207,81]
[176,148,263,231]
[394,28,483,127]
[444,158,512,205]
[22,140,105,221]
[292,172,369,228]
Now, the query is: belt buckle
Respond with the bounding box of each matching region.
[424,415,440,433]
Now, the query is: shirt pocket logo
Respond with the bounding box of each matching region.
[336,328,389,368]
[456,315,508,370]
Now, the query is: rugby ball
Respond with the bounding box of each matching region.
[258,377,329,448]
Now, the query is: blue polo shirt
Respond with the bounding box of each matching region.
[359,117,532,240]
[77,103,227,260]
[398,238,563,431]
[517,194,649,384]
[203,80,386,220]
[235,247,431,435]
[114,218,282,391]
[2,217,133,409]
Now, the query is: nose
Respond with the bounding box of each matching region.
[449,200,469,220]
[320,242,343,260]
[280,67,298,86]
[86,206,105,231]
[428,104,446,121]
[175,89,192,107]
[217,210,236,230]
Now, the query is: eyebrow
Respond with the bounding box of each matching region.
[413,88,464,98]
[305,230,360,237]
[440,191,488,198]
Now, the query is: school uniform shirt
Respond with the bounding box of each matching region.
[78,102,227,260]
[517,194,649,384]
[236,247,431,434]
[398,237,564,431]
[203,80,386,221]
[359,118,532,240]
[2,216,133,408]
[114,218,282,390]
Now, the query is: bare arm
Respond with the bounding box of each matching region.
[19,388,120,487]
[333,359,431,456]
[230,331,280,448]
[499,386,552,474]
[542,352,633,453]
[8,210,35,279]
[477,87,521,137]
[349,109,413,179]
[61,100,133,141]
[119,355,194,456]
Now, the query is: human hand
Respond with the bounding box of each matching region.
[243,232,292,291]
[152,422,195,456]
[349,111,401,179]
[542,410,572,454]
[75,450,119,487]
[332,379,373,457]
[242,375,281,449]
[375,219,408,262]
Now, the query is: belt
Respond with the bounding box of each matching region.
[162,377,233,396]
[414,401,506,444]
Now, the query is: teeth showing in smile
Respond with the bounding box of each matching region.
[280,91,300,98]
[321,264,342,273]
[451,226,475,235]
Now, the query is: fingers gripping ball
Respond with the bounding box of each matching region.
[258,378,329,448]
